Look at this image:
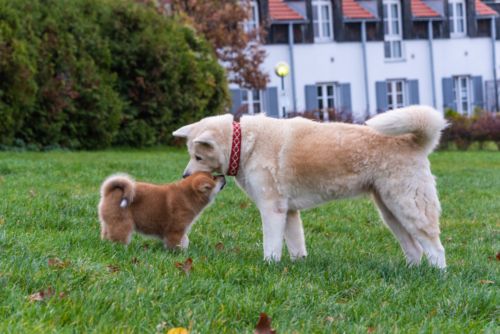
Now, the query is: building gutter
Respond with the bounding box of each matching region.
[361,20,370,114]
[428,20,437,108]
[491,17,499,112]
[288,23,297,111]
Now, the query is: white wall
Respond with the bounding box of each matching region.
[229,36,497,119]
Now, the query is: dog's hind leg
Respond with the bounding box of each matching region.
[258,199,288,261]
[372,192,423,266]
[284,210,307,260]
[375,179,446,268]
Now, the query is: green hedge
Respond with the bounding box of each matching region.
[0,0,229,149]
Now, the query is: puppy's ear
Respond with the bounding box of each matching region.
[173,123,196,138]
[193,131,216,148]
[198,182,214,193]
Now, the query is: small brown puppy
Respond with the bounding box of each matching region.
[98,172,225,249]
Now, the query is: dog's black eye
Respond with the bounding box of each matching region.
[213,176,216,180]
[195,156,202,161]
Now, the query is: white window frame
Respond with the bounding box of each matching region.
[453,76,471,115]
[383,0,403,60]
[316,83,338,121]
[245,1,259,32]
[449,0,467,38]
[241,89,266,115]
[312,0,334,41]
[386,80,406,110]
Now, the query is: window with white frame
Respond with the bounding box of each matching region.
[242,89,265,114]
[316,83,338,110]
[449,0,466,37]
[387,80,405,110]
[245,1,259,31]
[453,76,471,114]
[383,0,403,59]
[312,0,333,41]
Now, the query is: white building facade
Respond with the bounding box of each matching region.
[229,0,500,119]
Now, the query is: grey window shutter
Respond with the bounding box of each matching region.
[472,76,484,109]
[442,77,455,110]
[375,81,388,113]
[265,87,279,118]
[339,83,352,114]
[407,79,419,105]
[230,89,242,115]
[305,85,318,111]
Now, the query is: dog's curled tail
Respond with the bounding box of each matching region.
[100,173,135,208]
[366,105,448,154]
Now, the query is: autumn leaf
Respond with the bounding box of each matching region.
[131,257,139,264]
[326,316,334,322]
[27,286,67,303]
[478,280,494,284]
[167,328,188,334]
[215,241,225,252]
[142,244,150,250]
[107,264,121,273]
[445,238,452,242]
[367,327,377,332]
[30,190,35,197]
[496,251,500,261]
[254,312,276,334]
[458,260,464,265]
[462,241,467,245]
[231,247,241,252]
[48,257,71,269]
[174,257,193,276]
[240,201,248,208]
[366,220,370,225]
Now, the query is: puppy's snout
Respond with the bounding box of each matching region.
[217,175,226,190]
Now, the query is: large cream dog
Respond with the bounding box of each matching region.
[173,106,448,268]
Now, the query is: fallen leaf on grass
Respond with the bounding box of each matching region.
[366,220,370,225]
[445,238,452,242]
[240,201,248,208]
[167,328,188,334]
[478,280,494,284]
[231,247,241,252]
[107,264,121,273]
[326,316,334,322]
[367,327,377,332]
[461,241,467,245]
[174,257,193,276]
[27,286,67,303]
[142,244,150,250]
[496,251,500,261]
[458,260,464,265]
[215,241,225,252]
[48,257,71,269]
[131,257,139,264]
[254,312,276,334]
[30,190,35,197]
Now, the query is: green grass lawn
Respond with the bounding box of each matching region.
[1,149,499,333]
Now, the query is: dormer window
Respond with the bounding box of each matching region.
[383,0,403,59]
[449,0,467,37]
[312,0,333,41]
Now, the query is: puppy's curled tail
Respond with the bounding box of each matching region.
[100,173,135,208]
[366,105,448,154]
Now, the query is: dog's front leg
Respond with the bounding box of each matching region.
[284,210,307,260]
[259,200,288,261]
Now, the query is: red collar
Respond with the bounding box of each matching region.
[227,122,242,176]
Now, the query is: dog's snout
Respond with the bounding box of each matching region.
[219,175,226,190]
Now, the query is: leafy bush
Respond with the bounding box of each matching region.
[0,0,229,149]
[441,109,500,150]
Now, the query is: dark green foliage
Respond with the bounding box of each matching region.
[0,0,229,149]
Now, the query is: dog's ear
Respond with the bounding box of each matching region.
[193,131,216,148]
[198,182,214,193]
[172,123,195,138]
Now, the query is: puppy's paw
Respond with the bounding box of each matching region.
[180,234,189,249]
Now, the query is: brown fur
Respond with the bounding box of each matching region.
[98,172,225,249]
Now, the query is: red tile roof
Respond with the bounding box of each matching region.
[411,0,441,17]
[268,0,304,21]
[475,0,498,16]
[342,0,375,19]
